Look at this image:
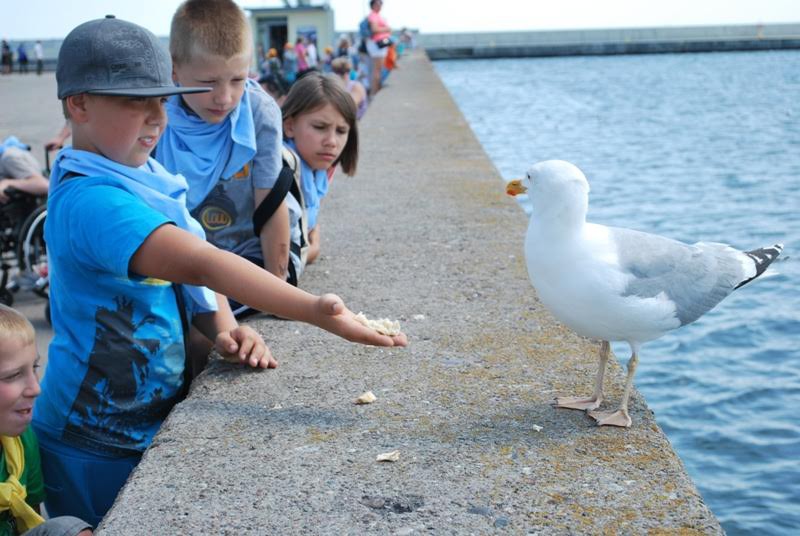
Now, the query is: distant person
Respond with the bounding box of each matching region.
[399,27,413,54]
[366,0,392,96]
[295,36,309,72]
[0,136,49,203]
[17,43,28,74]
[34,40,44,75]
[259,72,290,106]
[45,122,72,153]
[306,37,318,69]
[265,47,281,76]
[331,57,368,120]
[35,13,406,527]
[1,41,11,75]
[336,35,350,59]
[0,304,93,536]
[282,73,360,264]
[282,42,298,84]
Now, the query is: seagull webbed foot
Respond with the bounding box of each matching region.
[588,408,631,428]
[554,396,603,411]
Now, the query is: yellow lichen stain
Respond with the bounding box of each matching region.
[307,428,335,443]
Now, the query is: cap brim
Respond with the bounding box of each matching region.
[87,86,211,97]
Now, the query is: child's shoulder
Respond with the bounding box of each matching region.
[248,83,282,131]
[249,83,280,114]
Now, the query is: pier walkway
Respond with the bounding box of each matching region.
[99,51,721,534]
[0,52,722,534]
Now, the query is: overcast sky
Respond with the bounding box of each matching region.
[3,0,799,40]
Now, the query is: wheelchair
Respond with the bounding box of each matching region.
[0,189,48,310]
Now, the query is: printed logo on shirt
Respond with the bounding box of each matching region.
[231,163,250,180]
[140,277,171,286]
[199,205,233,231]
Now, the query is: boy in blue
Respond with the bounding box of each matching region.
[33,16,407,528]
[157,0,302,317]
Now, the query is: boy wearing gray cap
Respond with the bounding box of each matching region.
[33,16,406,527]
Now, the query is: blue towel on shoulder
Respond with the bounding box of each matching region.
[50,149,217,313]
[284,139,329,230]
[157,79,259,209]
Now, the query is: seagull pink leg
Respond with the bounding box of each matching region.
[589,345,639,428]
[555,340,609,411]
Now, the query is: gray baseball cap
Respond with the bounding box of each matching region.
[57,15,210,99]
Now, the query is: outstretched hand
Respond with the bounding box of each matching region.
[215,325,278,369]
[315,294,408,347]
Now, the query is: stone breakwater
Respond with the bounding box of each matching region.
[97,50,722,534]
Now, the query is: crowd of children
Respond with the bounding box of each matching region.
[256,0,414,120]
[0,0,410,532]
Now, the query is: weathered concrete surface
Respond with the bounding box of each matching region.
[97,51,722,534]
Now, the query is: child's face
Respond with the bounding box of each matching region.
[283,103,350,171]
[0,338,40,437]
[173,48,251,125]
[73,95,167,168]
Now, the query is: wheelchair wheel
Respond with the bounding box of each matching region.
[16,204,48,297]
[0,287,12,306]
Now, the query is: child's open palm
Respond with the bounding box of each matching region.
[315,294,408,347]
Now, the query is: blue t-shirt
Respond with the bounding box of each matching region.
[33,179,186,456]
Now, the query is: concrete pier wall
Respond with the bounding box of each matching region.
[421,22,800,59]
[98,50,722,534]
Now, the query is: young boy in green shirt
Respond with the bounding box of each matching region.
[0,304,91,535]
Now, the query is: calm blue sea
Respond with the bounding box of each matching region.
[434,50,800,535]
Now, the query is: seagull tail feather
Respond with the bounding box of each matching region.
[735,243,784,290]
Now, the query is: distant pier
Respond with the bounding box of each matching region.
[420,22,800,60]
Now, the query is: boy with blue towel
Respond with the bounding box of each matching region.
[157,0,305,318]
[33,15,407,527]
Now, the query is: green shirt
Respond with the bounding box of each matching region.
[0,427,45,536]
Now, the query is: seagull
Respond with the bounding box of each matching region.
[506,160,783,427]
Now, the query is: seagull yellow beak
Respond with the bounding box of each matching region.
[506,179,527,196]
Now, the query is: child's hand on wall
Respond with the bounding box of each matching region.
[216,326,277,369]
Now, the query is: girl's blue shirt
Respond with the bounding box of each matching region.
[284,139,329,230]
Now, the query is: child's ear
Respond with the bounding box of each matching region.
[66,94,90,123]
[283,117,295,138]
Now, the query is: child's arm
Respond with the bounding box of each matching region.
[192,292,277,369]
[254,187,291,280]
[130,224,407,347]
[307,225,321,265]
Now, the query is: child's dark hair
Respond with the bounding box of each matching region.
[282,73,359,176]
[258,73,289,99]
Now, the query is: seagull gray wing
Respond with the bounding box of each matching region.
[608,226,746,326]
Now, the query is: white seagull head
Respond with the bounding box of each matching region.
[507,160,591,228]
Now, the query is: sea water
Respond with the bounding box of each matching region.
[434,50,800,535]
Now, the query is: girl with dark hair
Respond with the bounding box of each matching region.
[282,73,359,264]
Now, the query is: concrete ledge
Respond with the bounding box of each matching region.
[98,50,722,534]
